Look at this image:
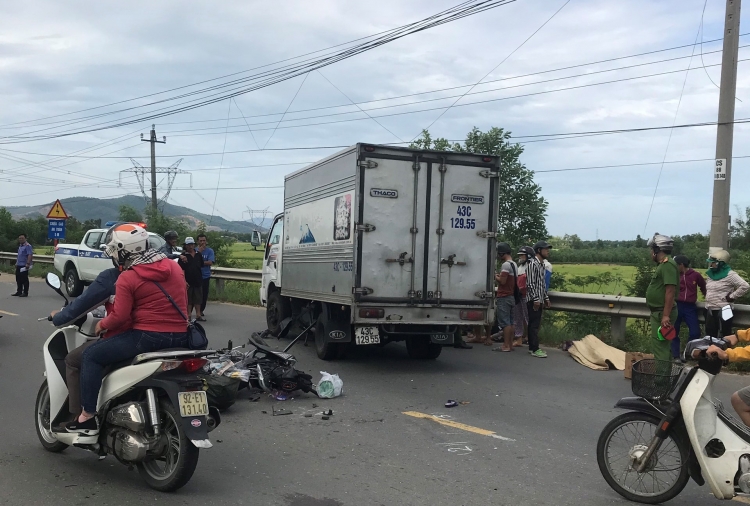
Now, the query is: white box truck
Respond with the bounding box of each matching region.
[260,144,499,360]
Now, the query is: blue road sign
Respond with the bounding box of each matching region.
[48,219,66,240]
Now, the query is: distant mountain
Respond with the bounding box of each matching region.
[4,195,270,234]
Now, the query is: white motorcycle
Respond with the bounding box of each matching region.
[35,273,220,492]
[597,338,750,503]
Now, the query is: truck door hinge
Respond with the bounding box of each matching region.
[479,170,500,178]
[408,290,422,299]
[474,291,494,299]
[475,230,495,239]
[356,223,376,232]
[386,252,413,266]
[353,287,374,295]
[359,160,378,169]
[440,254,466,268]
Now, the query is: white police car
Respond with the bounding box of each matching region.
[53,223,167,296]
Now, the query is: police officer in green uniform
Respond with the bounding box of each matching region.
[645,233,679,362]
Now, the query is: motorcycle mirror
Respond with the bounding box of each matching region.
[45,272,69,305]
[46,272,62,290]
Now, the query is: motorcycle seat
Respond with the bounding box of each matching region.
[132,349,215,365]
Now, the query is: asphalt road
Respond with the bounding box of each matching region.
[1,276,748,505]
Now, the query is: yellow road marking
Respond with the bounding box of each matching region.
[403,411,515,441]
[0,310,18,316]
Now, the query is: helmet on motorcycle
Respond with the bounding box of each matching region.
[164,230,178,242]
[103,223,149,268]
[647,233,674,253]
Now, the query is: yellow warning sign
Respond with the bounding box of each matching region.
[46,199,69,219]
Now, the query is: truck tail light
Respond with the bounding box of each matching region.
[482,156,493,162]
[359,308,384,318]
[460,310,485,321]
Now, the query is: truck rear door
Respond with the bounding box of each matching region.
[425,160,495,303]
[355,146,497,305]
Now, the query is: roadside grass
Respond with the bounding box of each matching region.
[207,279,261,306]
[553,263,636,295]
[228,243,265,269]
[0,262,56,279]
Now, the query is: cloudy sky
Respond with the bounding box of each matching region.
[1,0,748,240]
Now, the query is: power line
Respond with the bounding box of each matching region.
[231,98,261,150]
[209,99,233,225]
[5,113,750,164]
[644,1,705,233]
[0,1,517,143]
[128,32,742,131]
[0,1,495,131]
[263,72,310,149]
[415,0,571,138]
[148,56,750,141]
[317,70,404,142]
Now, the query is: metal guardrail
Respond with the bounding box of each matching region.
[549,290,750,342]
[211,267,261,283]
[0,252,53,264]
[0,252,260,283]
[1,252,745,336]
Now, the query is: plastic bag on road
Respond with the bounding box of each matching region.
[317,371,343,398]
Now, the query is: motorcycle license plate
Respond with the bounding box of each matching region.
[355,326,380,345]
[178,391,208,418]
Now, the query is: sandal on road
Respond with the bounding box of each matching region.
[492,346,512,352]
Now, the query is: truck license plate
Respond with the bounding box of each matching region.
[355,326,380,345]
[178,391,208,418]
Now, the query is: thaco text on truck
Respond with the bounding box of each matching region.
[260,144,499,360]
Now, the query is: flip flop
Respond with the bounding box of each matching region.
[492,347,512,352]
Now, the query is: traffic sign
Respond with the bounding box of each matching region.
[46,199,69,219]
[48,219,66,240]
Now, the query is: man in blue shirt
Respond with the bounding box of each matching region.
[13,234,33,297]
[197,233,214,321]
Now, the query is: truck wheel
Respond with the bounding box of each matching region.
[64,268,84,297]
[315,320,338,361]
[266,291,290,336]
[406,336,442,360]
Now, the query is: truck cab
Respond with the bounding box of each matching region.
[260,214,286,332]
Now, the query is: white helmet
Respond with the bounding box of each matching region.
[103,223,149,268]
[709,249,731,263]
[647,233,673,252]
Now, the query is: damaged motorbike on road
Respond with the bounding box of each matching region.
[202,317,316,406]
[35,273,220,492]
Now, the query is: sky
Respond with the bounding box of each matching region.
[0,0,749,240]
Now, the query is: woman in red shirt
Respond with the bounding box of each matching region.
[62,224,189,434]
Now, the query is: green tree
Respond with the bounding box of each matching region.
[118,205,143,223]
[410,127,548,246]
[144,208,189,237]
[731,206,750,250]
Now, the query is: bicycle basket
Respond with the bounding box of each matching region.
[631,359,683,401]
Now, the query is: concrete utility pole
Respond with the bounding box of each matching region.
[141,125,166,214]
[710,0,742,252]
